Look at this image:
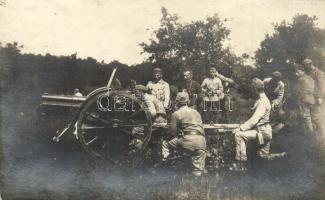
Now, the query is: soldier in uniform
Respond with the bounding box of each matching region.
[302,59,325,143]
[294,65,318,136]
[201,67,227,122]
[178,69,202,110]
[129,85,167,151]
[232,78,286,170]
[263,71,285,133]
[147,68,170,109]
[162,92,207,176]
[134,84,166,124]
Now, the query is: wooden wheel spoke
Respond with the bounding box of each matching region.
[81,125,106,131]
[85,112,109,125]
[120,123,149,128]
[86,135,99,145]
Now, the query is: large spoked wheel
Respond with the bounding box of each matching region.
[76,88,152,166]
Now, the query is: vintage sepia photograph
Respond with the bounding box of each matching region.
[1,0,325,199]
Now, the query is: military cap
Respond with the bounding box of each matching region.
[294,63,305,71]
[175,92,189,103]
[153,67,163,74]
[272,71,282,79]
[135,85,148,92]
[302,58,313,65]
[252,78,264,90]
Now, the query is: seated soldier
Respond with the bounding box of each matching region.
[128,85,167,151]
[134,84,166,124]
[232,78,286,171]
[162,92,207,176]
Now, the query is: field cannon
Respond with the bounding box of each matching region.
[40,68,239,169]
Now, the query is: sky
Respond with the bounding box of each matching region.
[0,0,325,65]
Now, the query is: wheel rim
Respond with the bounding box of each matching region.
[77,90,152,164]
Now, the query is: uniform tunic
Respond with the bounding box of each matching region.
[147,80,170,108]
[235,93,274,161]
[162,106,206,172]
[263,78,285,108]
[201,77,224,101]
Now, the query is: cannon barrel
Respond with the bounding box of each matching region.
[41,94,87,108]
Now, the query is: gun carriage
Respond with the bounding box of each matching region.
[40,68,239,169]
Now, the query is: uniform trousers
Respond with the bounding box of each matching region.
[162,134,206,172]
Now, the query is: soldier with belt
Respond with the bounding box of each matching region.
[294,65,318,136]
[303,59,325,143]
[162,92,206,176]
[232,78,286,170]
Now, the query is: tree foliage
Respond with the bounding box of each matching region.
[140,7,248,84]
[255,14,325,79]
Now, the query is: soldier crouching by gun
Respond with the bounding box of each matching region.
[162,92,207,176]
[232,78,286,171]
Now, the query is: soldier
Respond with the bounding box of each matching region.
[162,92,207,176]
[73,88,83,97]
[129,85,167,151]
[301,59,325,142]
[232,78,286,170]
[147,68,170,109]
[134,84,166,124]
[263,71,285,133]
[201,67,225,122]
[294,65,317,135]
[178,69,202,109]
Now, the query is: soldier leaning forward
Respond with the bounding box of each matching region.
[162,92,207,176]
[232,78,286,170]
[263,71,285,132]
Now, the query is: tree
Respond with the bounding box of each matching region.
[140,7,247,84]
[255,14,325,79]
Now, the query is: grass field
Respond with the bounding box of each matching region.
[1,92,325,200]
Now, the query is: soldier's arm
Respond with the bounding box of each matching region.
[218,79,224,93]
[168,113,178,137]
[201,79,208,93]
[240,102,266,131]
[153,96,166,115]
[164,83,170,108]
[316,71,325,99]
[272,82,285,107]
[216,72,234,84]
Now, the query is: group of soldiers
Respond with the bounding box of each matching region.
[125,58,325,176]
[71,58,323,176]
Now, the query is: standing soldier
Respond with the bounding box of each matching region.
[201,67,227,122]
[302,59,325,143]
[178,69,202,110]
[294,65,318,137]
[232,78,286,170]
[263,71,285,133]
[147,68,170,109]
[162,92,207,176]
